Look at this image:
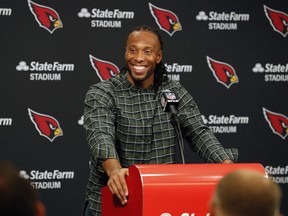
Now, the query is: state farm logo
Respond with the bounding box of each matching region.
[0,118,12,126]
[0,8,12,16]
[263,108,288,140]
[78,115,84,126]
[89,55,119,81]
[252,63,288,82]
[202,114,249,134]
[196,10,250,30]
[265,165,288,184]
[164,62,193,81]
[19,169,74,189]
[16,61,74,81]
[264,5,288,37]
[149,3,182,36]
[16,61,74,71]
[77,7,134,28]
[165,63,193,73]
[28,108,63,142]
[28,0,63,34]
[207,56,239,89]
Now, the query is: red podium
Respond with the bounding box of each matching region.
[102,163,266,216]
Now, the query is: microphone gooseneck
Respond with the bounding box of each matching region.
[160,90,185,164]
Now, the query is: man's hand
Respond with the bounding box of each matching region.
[222,159,233,164]
[107,168,129,205]
[102,159,129,205]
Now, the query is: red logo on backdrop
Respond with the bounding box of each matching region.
[263,108,288,140]
[28,108,63,142]
[207,56,239,89]
[264,5,288,37]
[149,3,182,36]
[28,0,63,34]
[89,55,120,81]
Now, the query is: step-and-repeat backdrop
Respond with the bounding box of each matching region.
[0,0,287,215]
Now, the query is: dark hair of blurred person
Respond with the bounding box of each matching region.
[0,161,46,216]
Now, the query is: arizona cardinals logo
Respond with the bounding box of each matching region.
[28,108,63,142]
[28,0,63,34]
[89,55,119,81]
[263,108,288,140]
[264,5,288,37]
[149,3,182,36]
[207,56,239,89]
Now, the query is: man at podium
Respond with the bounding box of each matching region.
[82,25,238,216]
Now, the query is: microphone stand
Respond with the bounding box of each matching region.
[170,111,185,164]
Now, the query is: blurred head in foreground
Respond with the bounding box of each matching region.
[0,161,46,216]
[210,169,282,216]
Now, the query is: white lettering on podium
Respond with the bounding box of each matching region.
[160,213,210,216]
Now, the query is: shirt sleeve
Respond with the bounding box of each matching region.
[83,83,119,166]
[175,83,238,163]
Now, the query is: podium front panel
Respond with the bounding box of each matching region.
[102,163,266,216]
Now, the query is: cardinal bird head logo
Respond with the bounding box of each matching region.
[207,56,239,89]
[28,0,63,34]
[263,108,288,140]
[89,55,120,81]
[149,3,182,36]
[28,108,63,142]
[264,5,288,37]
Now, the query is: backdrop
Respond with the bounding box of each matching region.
[0,0,287,215]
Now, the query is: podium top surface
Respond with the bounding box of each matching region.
[130,163,266,184]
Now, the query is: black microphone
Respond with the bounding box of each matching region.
[160,90,179,114]
[160,90,185,164]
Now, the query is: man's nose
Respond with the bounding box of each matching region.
[134,51,144,61]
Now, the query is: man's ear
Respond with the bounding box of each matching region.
[35,201,46,216]
[157,51,163,63]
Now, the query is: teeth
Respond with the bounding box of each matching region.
[133,66,146,70]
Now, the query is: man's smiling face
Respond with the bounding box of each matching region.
[125,30,162,89]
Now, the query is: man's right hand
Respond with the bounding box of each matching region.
[102,159,129,205]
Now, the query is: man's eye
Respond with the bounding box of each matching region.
[145,50,152,54]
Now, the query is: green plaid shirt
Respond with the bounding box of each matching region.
[83,74,238,215]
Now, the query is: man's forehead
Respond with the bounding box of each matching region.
[127,31,160,48]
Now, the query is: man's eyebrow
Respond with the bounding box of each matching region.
[127,44,154,50]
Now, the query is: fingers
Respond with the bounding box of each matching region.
[107,168,129,205]
[222,159,233,164]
